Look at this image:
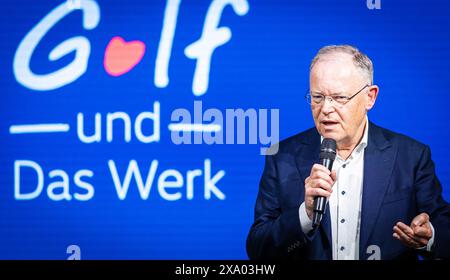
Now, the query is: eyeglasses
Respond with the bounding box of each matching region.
[305,84,369,107]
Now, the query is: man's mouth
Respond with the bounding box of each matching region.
[321,120,339,126]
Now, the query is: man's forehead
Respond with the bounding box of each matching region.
[310,62,355,84]
[310,53,363,87]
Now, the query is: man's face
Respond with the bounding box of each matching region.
[309,54,377,146]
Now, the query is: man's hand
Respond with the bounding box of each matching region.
[304,164,337,220]
[393,213,433,249]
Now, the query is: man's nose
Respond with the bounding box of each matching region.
[321,97,335,114]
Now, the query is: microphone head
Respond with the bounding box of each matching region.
[320,138,337,161]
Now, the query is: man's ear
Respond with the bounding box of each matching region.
[366,85,379,110]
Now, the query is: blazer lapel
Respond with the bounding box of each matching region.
[359,122,397,259]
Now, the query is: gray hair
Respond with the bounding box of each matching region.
[310,45,373,85]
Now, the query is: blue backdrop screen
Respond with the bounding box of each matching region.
[1,0,449,259]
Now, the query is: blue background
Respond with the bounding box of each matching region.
[0,0,449,259]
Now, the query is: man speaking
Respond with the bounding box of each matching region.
[246,45,450,260]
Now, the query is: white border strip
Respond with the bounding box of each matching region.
[168,123,221,132]
[9,123,70,134]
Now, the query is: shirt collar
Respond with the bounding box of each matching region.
[355,116,369,153]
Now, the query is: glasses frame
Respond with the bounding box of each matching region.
[305,84,370,107]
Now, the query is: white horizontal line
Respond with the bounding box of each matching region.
[9,123,70,134]
[168,123,222,132]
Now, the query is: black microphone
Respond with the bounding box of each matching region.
[312,138,337,228]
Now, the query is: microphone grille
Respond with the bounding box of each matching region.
[320,138,337,160]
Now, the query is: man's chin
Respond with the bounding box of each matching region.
[318,129,340,140]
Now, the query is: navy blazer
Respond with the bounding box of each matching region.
[247,122,450,260]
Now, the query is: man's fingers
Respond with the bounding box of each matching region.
[393,232,402,242]
[393,231,418,248]
[396,222,414,235]
[396,222,428,244]
[393,226,422,248]
[394,224,421,245]
[310,170,335,186]
[393,229,414,247]
[313,178,333,192]
[412,213,429,227]
[412,222,433,241]
[394,225,428,246]
[311,164,331,175]
[413,224,432,239]
[307,187,332,198]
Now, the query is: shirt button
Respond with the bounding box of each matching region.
[340,246,345,251]
[342,164,347,168]
[340,219,345,223]
[341,191,346,195]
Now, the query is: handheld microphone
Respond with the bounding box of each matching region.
[312,138,337,228]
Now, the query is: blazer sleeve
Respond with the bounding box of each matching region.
[414,145,450,259]
[246,153,309,260]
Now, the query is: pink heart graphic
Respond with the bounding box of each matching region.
[104,36,146,76]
